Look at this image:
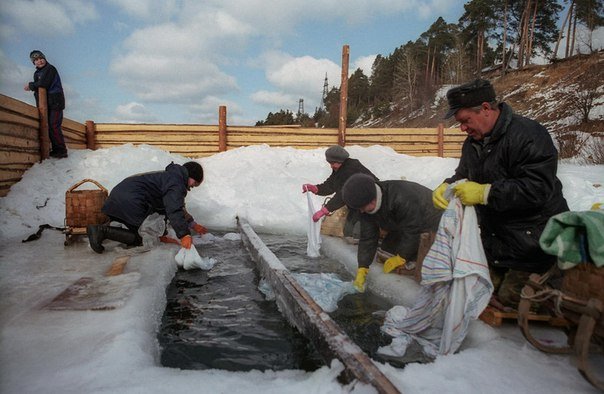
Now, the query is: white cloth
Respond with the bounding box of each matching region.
[175,246,216,270]
[306,193,321,258]
[379,183,493,358]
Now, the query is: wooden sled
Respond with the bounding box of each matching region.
[518,265,604,391]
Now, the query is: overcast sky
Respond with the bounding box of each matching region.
[0,1,599,126]
[0,0,467,125]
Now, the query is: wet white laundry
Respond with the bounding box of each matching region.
[379,182,493,358]
[175,246,216,270]
[306,192,322,258]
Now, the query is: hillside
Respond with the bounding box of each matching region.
[360,51,604,163]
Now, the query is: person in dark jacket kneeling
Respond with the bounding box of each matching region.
[433,79,569,308]
[302,145,378,240]
[88,161,207,254]
[341,174,442,292]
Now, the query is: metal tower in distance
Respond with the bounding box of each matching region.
[298,98,304,115]
[320,73,328,110]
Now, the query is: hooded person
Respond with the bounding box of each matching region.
[87,161,208,253]
[342,174,442,292]
[302,145,378,240]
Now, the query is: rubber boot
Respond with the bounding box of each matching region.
[104,226,141,246]
[87,224,107,254]
[87,225,140,254]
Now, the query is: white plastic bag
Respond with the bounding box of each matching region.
[306,193,322,257]
[175,246,216,270]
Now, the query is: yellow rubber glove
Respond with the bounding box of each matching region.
[383,255,406,273]
[453,181,490,206]
[353,267,369,293]
[591,202,602,210]
[432,182,449,210]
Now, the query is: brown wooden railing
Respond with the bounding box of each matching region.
[0,94,464,196]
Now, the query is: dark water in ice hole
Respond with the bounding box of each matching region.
[158,233,395,372]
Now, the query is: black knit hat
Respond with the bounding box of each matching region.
[444,79,496,119]
[183,161,203,182]
[325,145,349,163]
[29,50,45,63]
[342,174,377,209]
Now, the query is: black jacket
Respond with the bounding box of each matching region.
[102,163,191,238]
[316,158,378,212]
[29,63,65,111]
[445,103,568,272]
[357,180,442,268]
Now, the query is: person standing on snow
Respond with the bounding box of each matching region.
[432,79,569,308]
[87,161,208,253]
[302,145,378,240]
[24,50,68,158]
[341,174,442,292]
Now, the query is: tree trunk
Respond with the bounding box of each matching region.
[570,5,578,56]
[565,2,574,58]
[527,0,538,65]
[502,0,508,75]
[554,0,572,60]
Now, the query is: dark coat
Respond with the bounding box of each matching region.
[316,158,378,212]
[29,63,65,111]
[102,163,191,238]
[445,103,568,273]
[356,180,442,268]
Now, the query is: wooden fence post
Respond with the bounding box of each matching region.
[338,45,349,146]
[218,106,227,152]
[437,123,444,157]
[85,120,96,150]
[37,87,49,161]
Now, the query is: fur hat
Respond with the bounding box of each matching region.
[183,161,203,183]
[342,174,377,209]
[325,145,349,163]
[444,79,496,119]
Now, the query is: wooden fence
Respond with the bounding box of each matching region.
[0,94,464,196]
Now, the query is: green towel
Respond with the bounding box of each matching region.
[539,210,604,269]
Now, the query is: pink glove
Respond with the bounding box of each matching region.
[302,184,318,194]
[312,206,330,222]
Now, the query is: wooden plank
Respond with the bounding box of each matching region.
[0,94,39,118]
[0,123,39,140]
[106,256,130,276]
[237,217,401,394]
[0,150,39,164]
[479,306,568,327]
[0,111,39,128]
[0,134,40,149]
[95,123,217,132]
[95,133,219,143]
[62,118,86,133]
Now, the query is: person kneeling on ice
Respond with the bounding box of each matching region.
[87,161,208,253]
[341,174,442,292]
[302,145,378,241]
[432,79,569,309]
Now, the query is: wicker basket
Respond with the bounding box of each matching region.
[320,206,348,237]
[65,179,109,228]
[562,262,604,305]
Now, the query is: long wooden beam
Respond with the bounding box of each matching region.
[237,217,401,394]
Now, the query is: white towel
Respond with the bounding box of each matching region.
[379,183,493,358]
[306,193,321,258]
